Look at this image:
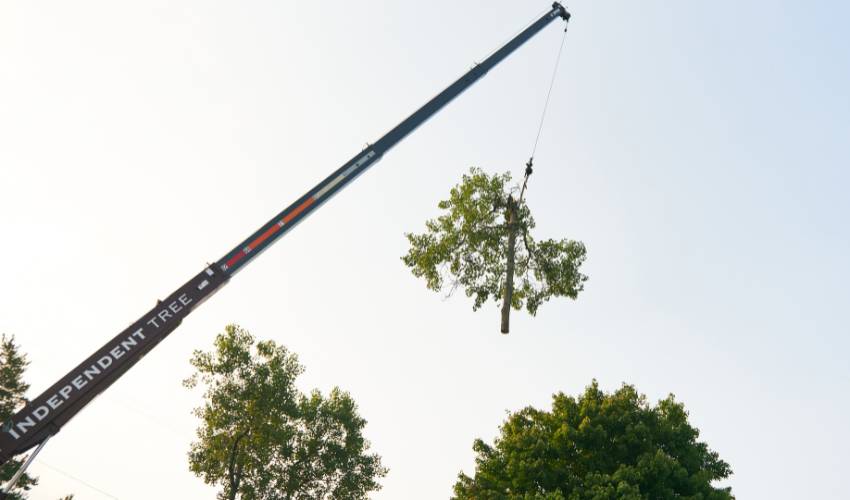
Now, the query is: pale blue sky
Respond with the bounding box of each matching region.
[1,1,848,499]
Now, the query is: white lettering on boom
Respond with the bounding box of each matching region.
[15,417,36,435]
[3,327,153,441]
[97,356,112,370]
[120,337,138,351]
[83,365,101,381]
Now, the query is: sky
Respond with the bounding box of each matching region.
[1,0,848,498]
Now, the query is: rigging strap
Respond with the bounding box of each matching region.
[521,23,569,202]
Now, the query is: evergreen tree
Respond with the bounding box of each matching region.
[0,334,37,499]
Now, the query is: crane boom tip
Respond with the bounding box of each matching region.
[552,2,571,22]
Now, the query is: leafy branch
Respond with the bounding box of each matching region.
[402,167,587,333]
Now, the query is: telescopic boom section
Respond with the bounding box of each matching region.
[0,3,570,465]
[218,3,570,275]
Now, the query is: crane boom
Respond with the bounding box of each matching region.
[0,3,570,466]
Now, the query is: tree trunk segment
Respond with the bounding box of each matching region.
[227,430,248,500]
[501,199,518,334]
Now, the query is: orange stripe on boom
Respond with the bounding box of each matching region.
[249,223,282,251]
[282,197,315,224]
[226,197,316,270]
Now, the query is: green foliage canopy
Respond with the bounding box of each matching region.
[0,334,37,499]
[453,381,734,500]
[184,325,386,500]
[403,168,587,331]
